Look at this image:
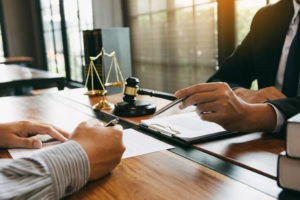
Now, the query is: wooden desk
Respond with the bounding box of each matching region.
[0,56,34,66]
[0,92,283,199]
[57,89,295,195]
[0,64,65,94]
[58,89,283,178]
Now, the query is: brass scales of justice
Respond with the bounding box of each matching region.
[84,48,125,110]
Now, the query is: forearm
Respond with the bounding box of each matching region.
[0,140,89,200]
[245,103,277,133]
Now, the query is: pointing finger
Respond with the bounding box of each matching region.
[179,92,217,109]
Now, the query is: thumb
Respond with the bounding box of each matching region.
[14,137,43,149]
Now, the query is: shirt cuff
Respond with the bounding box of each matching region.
[34,140,90,199]
[266,103,285,133]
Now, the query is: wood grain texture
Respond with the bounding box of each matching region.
[0,96,94,133]
[0,56,33,66]
[0,94,276,200]
[67,151,274,200]
[0,64,65,90]
[0,149,12,158]
[58,88,285,179]
[194,132,284,179]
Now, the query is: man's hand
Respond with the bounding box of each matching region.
[175,82,277,132]
[71,120,125,181]
[234,87,286,103]
[0,121,69,149]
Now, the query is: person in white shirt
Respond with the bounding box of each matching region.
[0,120,125,199]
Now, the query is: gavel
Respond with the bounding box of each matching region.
[113,77,176,117]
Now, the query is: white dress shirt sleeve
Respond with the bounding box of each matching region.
[0,140,90,200]
[266,103,286,133]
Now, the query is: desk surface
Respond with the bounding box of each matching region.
[0,56,33,66]
[59,89,283,179]
[57,89,290,197]
[0,64,65,90]
[0,93,277,200]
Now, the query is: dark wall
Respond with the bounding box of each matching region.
[1,0,46,69]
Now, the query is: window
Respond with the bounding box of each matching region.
[40,0,66,75]
[63,0,93,82]
[40,0,93,83]
[127,0,281,92]
[128,0,218,93]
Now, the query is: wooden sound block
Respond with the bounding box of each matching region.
[113,100,156,117]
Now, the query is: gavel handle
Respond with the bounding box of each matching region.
[138,88,176,101]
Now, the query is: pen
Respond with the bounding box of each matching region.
[153,98,185,117]
[105,118,119,127]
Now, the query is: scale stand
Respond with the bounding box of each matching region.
[84,48,125,111]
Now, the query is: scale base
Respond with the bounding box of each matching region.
[113,100,156,117]
[93,100,114,110]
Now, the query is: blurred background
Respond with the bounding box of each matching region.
[0,0,279,93]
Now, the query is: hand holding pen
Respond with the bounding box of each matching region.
[71,118,125,180]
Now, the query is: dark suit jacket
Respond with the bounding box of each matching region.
[208,0,300,119]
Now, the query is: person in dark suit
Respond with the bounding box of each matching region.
[175,0,300,133]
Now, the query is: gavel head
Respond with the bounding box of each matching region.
[114,76,156,117]
[123,77,139,103]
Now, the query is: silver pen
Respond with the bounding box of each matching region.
[105,118,119,127]
[153,98,185,117]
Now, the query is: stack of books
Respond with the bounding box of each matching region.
[277,113,300,191]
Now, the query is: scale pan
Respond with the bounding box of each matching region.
[104,82,125,87]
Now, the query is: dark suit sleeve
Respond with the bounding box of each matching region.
[207,6,300,119]
[268,97,300,119]
[207,10,262,88]
[208,8,272,88]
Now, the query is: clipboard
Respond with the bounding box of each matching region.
[139,111,239,145]
[138,123,190,147]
